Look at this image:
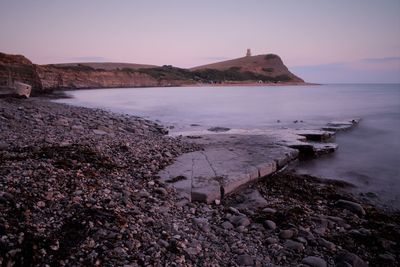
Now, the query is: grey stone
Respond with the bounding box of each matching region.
[336,200,366,216]
[319,238,336,251]
[279,229,294,239]
[236,254,254,266]
[221,221,234,230]
[264,220,276,230]
[0,142,8,150]
[138,190,150,198]
[230,215,251,227]
[262,207,277,214]
[378,253,395,264]
[284,240,305,252]
[208,127,231,132]
[335,252,368,267]
[155,187,168,195]
[71,125,84,131]
[234,189,269,210]
[265,237,279,244]
[93,129,107,135]
[302,256,327,267]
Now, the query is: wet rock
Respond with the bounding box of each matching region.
[71,125,84,131]
[279,229,294,239]
[284,240,305,252]
[138,190,151,198]
[318,238,336,251]
[0,142,8,150]
[221,221,234,230]
[208,127,230,132]
[93,129,107,135]
[336,200,366,216]
[230,215,251,227]
[262,207,277,214]
[335,252,368,267]
[236,254,254,266]
[302,256,327,267]
[155,187,168,195]
[378,253,396,265]
[37,201,46,208]
[264,220,276,230]
[234,189,268,210]
[265,237,279,244]
[0,192,15,203]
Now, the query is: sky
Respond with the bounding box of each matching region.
[0,0,399,83]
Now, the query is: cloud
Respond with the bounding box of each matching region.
[361,56,400,63]
[66,56,109,62]
[291,56,400,83]
[199,56,229,61]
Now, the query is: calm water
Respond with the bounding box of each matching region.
[56,84,400,209]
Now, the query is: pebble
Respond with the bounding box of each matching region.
[221,221,234,230]
[0,98,397,267]
[265,237,279,244]
[0,142,8,150]
[284,240,305,252]
[37,201,46,208]
[302,256,327,267]
[279,229,294,239]
[336,200,366,216]
[262,207,277,214]
[236,254,254,266]
[230,215,251,227]
[319,238,336,251]
[155,187,168,195]
[335,252,368,267]
[264,220,276,230]
[93,129,107,135]
[378,253,396,264]
[138,190,151,198]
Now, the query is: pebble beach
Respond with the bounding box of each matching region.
[0,97,399,266]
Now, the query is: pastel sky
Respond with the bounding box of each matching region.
[1,0,399,83]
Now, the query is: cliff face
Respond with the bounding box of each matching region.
[36,66,160,89]
[192,54,304,83]
[0,52,306,93]
[0,53,43,94]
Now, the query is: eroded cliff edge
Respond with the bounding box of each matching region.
[0,52,306,94]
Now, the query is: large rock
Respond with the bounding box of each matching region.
[336,200,366,216]
[302,256,327,267]
[335,252,368,267]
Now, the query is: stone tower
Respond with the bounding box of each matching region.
[246,49,251,57]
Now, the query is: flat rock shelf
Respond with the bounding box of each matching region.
[158,119,360,203]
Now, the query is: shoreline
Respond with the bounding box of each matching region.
[30,81,320,95]
[0,97,399,266]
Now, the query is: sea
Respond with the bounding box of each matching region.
[55,84,400,209]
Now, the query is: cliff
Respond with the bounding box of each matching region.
[0,52,306,93]
[0,53,43,94]
[191,54,304,83]
[36,65,160,89]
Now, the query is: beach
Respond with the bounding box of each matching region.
[1,97,399,266]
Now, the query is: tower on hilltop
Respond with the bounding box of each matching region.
[246,48,251,57]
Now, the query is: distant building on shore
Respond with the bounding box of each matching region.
[246,49,251,57]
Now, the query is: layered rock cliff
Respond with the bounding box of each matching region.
[191,54,304,83]
[0,53,43,94]
[0,52,306,94]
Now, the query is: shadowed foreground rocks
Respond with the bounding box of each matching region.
[0,98,399,266]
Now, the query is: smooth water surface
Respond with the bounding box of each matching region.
[56,84,400,208]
